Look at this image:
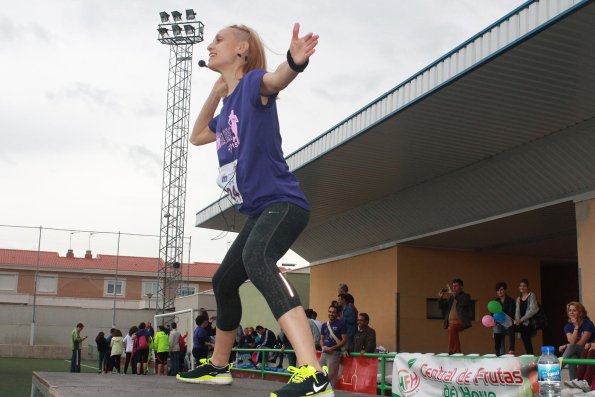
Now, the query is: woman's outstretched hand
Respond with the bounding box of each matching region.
[289,23,319,65]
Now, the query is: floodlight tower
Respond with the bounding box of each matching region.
[156,9,204,314]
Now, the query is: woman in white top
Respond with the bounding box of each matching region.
[513,279,539,355]
[122,325,137,374]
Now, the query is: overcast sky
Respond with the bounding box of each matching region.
[0,0,527,266]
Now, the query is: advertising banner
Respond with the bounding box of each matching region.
[393,353,539,397]
[336,355,379,394]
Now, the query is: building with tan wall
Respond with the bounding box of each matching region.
[0,248,218,349]
[194,1,595,357]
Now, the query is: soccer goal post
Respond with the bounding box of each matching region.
[154,308,196,370]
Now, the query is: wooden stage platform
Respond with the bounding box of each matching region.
[31,372,365,397]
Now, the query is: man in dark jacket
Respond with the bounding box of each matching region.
[438,278,472,354]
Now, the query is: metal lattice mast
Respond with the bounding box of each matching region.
[156,10,204,314]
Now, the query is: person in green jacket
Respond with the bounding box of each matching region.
[154,325,170,376]
[70,322,87,373]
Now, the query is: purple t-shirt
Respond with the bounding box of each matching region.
[563,319,595,342]
[193,326,209,351]
[321,319,347,348]
[208,69,309,216]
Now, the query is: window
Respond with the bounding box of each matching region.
[104,279,125,297]
[36,275,57,294]
[426,298,476,321]
[178,284,196,297]
[143,281,158,297]
[0,272,18,292]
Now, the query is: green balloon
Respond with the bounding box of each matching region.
[487,300,502,314]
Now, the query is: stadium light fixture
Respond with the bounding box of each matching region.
[159,12,170,23]
[171,11,182,22]
[157,27,168,38]
[183,25,195,35]
[186,9,196,20]
[171,24,182,36]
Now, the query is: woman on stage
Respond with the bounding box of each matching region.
[175,23,331,397]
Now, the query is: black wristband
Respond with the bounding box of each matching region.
[287,50,309,73]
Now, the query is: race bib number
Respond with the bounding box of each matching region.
[217,160,243,204]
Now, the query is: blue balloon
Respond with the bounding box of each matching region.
[493,312,506,323]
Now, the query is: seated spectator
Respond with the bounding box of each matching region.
[560,302,594,389]
[253,325,276,366]
[572,343,595,392]
[351,313,376,355]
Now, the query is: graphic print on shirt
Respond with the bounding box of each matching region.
[216,109,240,153]
[216,108,243,204]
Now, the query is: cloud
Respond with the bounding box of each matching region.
[126,144,162,177]
[0,16,51,43]
[134,97,162,118]
[46,82,120,110]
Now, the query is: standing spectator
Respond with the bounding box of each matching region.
[198,308,217,338]
[331,300,342,319]
[513,278,539,355]
[104,328,115,373]
[493,282,516,356]
[338,283,348,295]
[305,309,321,350]
[110,329,124,373]
[559,302,594,382]
[320,305,348,387]
[154,325,170,376]
[338,293,358,351]
[70,323,87,373]
[351,313,376,355]
[95,331,108,374]
[179,331,188,372]
[193,315,212,363]
[123,325,137,374]
[169,322,181,376]
[438,278,472,354]
[134,322,152,375]
[311,310,322,333]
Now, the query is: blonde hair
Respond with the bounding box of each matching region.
[228,24,267,75]
[567,301,588,322]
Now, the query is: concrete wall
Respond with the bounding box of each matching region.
[0,304,155,353]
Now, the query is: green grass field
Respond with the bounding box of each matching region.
[0,358,98,397]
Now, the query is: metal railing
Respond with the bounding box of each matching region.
[230,347,395,394]
[228,348,595,395]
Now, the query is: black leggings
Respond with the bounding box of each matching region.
[213,202,309,331]
[515,324,534,355]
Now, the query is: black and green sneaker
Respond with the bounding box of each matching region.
[271,365,333,397]
[176,358,232,385]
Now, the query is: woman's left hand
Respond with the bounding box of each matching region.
[559,344,567,353]
[289,23,319,65]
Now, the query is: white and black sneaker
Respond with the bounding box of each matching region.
[176,358,232,385]
[270,365,333,397]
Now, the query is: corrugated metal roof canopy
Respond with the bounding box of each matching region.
[196,0,595,264]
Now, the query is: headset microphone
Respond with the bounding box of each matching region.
[198,60,208,68]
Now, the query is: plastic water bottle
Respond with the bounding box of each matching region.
[538,346,561,396]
